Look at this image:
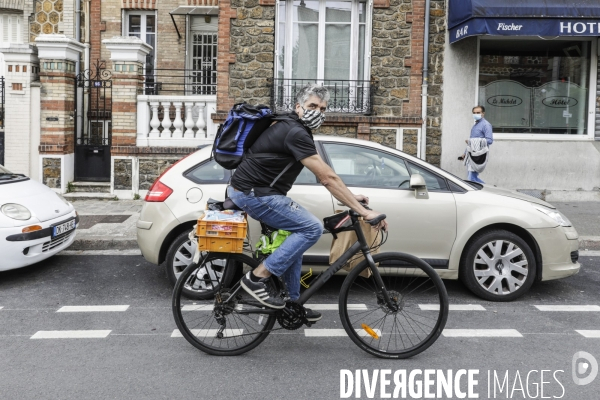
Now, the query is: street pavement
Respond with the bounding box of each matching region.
[1,254,599,400]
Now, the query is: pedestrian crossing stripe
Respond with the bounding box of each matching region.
[181,304,243,311]
[442,329,522,338]
[57,305,130,312]
[575,330,600,338]
[304,329,382,337]
[419,304,486,311]
[171,329,243,338]
[534,305,600,312]
[31,330,112,339]
[304,304,367,311]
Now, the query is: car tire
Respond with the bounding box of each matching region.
[165,230,238,299]
[460,230,536,302]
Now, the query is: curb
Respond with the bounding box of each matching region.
[70,238,139,251]
[579,236,600,251]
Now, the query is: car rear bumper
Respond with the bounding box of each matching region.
[137,202,180,265]
[528,226,580,281]
[0,212,78,271]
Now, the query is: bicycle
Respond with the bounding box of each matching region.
[172,206,449,359]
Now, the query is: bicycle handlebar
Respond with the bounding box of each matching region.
[366,213,387,226]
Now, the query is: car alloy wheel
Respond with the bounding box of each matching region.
[473,239,528,295]
[166,231,226,291]
[461,230,536,302]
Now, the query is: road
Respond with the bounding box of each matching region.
[1,254,599,400]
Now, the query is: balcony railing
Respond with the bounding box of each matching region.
[270,78,375,115]
[143,68,216,96]
[136,95,217,147]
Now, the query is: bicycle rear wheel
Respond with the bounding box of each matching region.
[339,252,448,359]
[172,252,278,356]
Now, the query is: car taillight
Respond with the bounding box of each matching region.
[145,181,173,202]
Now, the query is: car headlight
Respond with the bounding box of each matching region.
[534,206,572,227]
[1,203,32,220]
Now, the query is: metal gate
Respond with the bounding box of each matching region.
[74,61,112,181]
[0,77,5,166]
[191,32,217,95]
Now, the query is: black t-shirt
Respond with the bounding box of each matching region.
[230,113,318,196]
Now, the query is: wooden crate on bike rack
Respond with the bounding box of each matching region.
[196,217,248,253]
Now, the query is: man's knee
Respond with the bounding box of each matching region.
[307,219,323,243]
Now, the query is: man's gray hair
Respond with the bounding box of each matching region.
[295,83,330,106]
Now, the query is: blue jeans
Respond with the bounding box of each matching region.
[467,171,485,184]
[227,187,323,301]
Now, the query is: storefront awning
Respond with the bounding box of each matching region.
[449,0,600,43]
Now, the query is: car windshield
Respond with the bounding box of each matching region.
[0,165,28,182]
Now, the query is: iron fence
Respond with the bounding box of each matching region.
[270,78,375,115]
[143,68,216,96]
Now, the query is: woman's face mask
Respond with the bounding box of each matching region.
[300,107,326,130]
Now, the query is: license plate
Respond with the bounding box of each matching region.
[53,219,76,237]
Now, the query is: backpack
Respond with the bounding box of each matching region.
[212,103,296,188]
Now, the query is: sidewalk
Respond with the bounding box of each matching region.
[66,199,600,252]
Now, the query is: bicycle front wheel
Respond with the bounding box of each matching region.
[339,252,449,359]
[172,252,277,356]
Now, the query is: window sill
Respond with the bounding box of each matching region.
[493,133,595,141]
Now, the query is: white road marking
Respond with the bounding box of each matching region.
[580,250,600,257]
[57,305,130,312]
[171,329,243,338]
[419,304,485,311]
[31,330,112,339]
[576,330,600,338]
[304,329,382,337]
[442,329,522,338]
[534,305,600,312]
[0,307,3,310]
[181,304,243,311]
[304,304,367,311]
[59,250,142,256]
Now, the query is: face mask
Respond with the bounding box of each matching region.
[300,107,326,130]
[473,114,482,121]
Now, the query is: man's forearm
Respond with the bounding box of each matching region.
[321,174,368,218]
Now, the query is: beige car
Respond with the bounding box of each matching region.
[136,137,580,301]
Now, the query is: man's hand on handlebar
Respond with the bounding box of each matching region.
[354,194,369,205]
[364,210,388,232]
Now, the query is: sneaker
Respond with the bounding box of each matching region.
[240,272,286,309]
[304,307,322,322]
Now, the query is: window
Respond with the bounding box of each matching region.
[478,39,593,135]
[322,143,412,188]
[406,162,448,192]
[125,12,156,86]
[0,12,23,44]
[277,0,369,81]
[293,166,318,184]
[188,16,218,95]
[185,159,231,184]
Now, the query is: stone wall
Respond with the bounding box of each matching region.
[228,0,275,105]
[42,157,61,188]
[370,128,396,149]
[370,0,411,117]
[114,158,132,190]
[425,0,446,166]
[314,125,357,139]
[138,158,179,190]
[402,128,418,156]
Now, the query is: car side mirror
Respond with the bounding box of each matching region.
[410,174,429,199]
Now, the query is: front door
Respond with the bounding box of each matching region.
[74,61,112,181]
[320,142,458,266]
[188,16,217,95]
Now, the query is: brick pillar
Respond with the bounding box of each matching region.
[35,34,85,193]
[103,37,151,148]
[217,0,238,113]
[0,44,39,178]
[357,124,370,141]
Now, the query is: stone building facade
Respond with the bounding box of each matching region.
[25,0,446,197]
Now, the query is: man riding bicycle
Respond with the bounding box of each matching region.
[227,84,388,321]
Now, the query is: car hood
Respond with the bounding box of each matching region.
[480,186,555,208]
[0,179,72,223]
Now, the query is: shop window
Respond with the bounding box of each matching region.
[479,40,592,135]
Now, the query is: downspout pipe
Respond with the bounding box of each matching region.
[417,0,431,160]
[75,0,81,76]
